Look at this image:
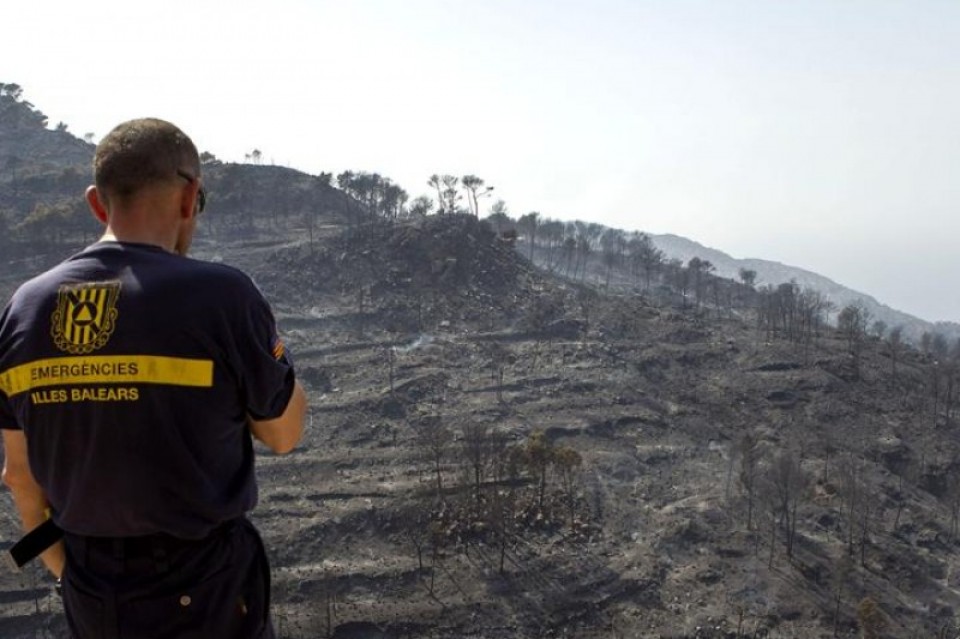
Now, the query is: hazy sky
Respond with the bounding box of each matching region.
[4,0,959,322]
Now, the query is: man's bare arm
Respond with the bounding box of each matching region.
[249,380,307,454]
[1,429,64,578]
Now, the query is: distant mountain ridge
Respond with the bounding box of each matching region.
[2,83,956,345]
[651,233,959,343]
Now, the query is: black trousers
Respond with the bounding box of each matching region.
[61,518,275,639]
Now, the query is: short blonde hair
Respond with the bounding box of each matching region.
[94,118,199,199]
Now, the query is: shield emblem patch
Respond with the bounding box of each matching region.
[51,281,122,354]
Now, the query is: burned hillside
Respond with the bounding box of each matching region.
[6,212,960,638]
[259,214,566,334]
[200,217,960,637]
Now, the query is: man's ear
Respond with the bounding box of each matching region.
[85,186,108,225]
[179,181,199,220]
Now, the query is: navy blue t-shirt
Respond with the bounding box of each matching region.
[0,241,295,538]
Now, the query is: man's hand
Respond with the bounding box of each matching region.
[249,381,307,454]
[2,429,65,578]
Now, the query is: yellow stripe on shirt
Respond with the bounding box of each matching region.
[0,355,214,397]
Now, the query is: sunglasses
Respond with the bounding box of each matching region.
[176,170,207,213]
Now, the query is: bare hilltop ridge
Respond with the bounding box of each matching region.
[3,86,960,638]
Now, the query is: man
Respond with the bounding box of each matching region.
[0,118,307,638]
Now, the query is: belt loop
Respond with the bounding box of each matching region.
[151,539,170,573]
[111,538,125,562]
[72,535,89,569]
